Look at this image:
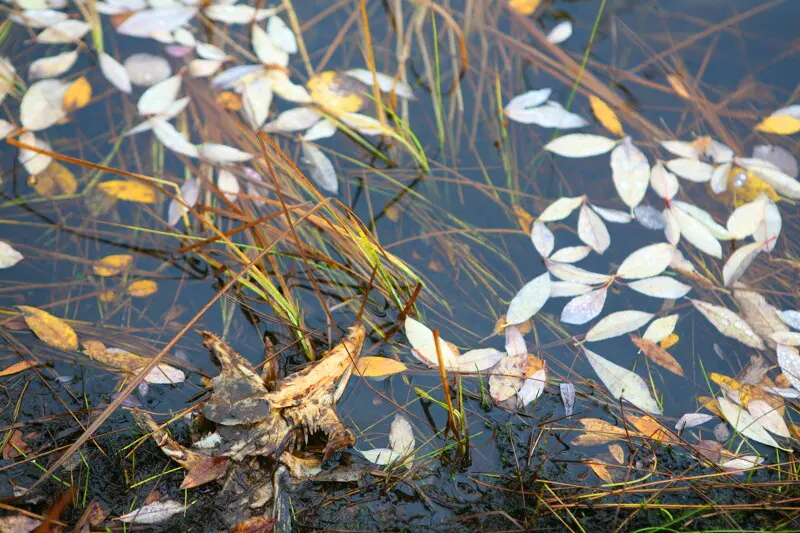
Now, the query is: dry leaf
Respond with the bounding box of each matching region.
[97,180,156,203]
[572,418,628,446]
[63,76,92,112]
[356,357,407,379]
[588,460,613,483]
[630,335,683,376]
[589,95,624,136]
[93,254,133,277]
[0,360,39,377]
[127,280,158,297]
[28,161,78,198]
[18,305,78,352]
[608,443,625,464]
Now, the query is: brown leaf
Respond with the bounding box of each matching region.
[181,456,230,489]
[608,443,625,464]
[3,430,31,460]
[628,414,671,443]
[587,460,613,483]
[630,335,683,376]
[0,360,39,377]
[73,500,108,532]
[28,161,78,198]
[230,516,275,533]
[18,305,78,352]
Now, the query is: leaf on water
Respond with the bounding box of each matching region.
[550,281,593,297]
[83,342,184,385]
[0,360,39,378]
[359,448,402,466]
[404,317,457,368]
[251,24,289,67]
[609,443,625,464]
[0,241,24,269]
[506,273,551,325]
[779,310,800,331]
[616,242,674,279]
[21,79,68,131]
[198,143,253,163]
[642,314,679,343]
[675,413,714,431]
[660,140,699,160]
[93,254,133,277]
[717,395,790,451]
[634,204,666,230]
[544,134,617,158]
[584,348,661,414]
[571,418,628,446]
[504,89,552,120]
[343,69,415,100]
[264,107,322,133]
[506,100,588,128]
[547,262,611,285]
[585,311,653,342]
[587,460,613,483]
[577,204,610,254]
[736,157,800,200]
[29,160,78,198]
[727,195,767,239]
[610,137,650,209]
[752,196,781,252]
[518,362,547,406]
[389,414,415,468]
[630,334,683,376]
[747,399,790,438]
[117,7,197,37]
[303,119,337,141]
[18,305,78,352]
[355,357,407,379]
[546,20,572,44]
[152,120,198,158]
[124,53,172,87]
[242,75,272,129]
[776,345,800,391]
[453,348,504,372]
[138,74,182,116]
[722,242,762,287]
[720,455,765,472]
[753,144,798,178]
[505,325,527,358]
[0,515,40,533]
[127,280,157,297]
[755,115,800,135]
[488,354,527,403]
[97,180,156,204]
[29,50,79,80]
[627,276,691,299]
[531,221,554,258]
[649,162,679,200]
[590,205,634,224]
[301,142,338,195]
[549,246,591,264]
[589,95,624,136]
[118,500,186,525]
[37,19,91,43]
[19,133,52,175]
[666,158,713,183]
[560,287,607,325]
[538,195,584,222]
[690,299,765,350]
[710,161,732,194]
[99,52,132,93]
[670,206,722,258]
[560,382,575,417]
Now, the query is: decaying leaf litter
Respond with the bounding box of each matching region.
[1,0,800,531]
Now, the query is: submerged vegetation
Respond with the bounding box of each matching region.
[0,0,799,531]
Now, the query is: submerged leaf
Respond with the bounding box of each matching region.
[93,254,133,277]
[97,180,156,204]
[301,142,338,194]
[584,348,661,414]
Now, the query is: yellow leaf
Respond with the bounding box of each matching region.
[508,0,541,15]
[63,76,92,112]
[589,96,624,136]
[629,414,671,443]
[308,71,364,116]
[216,91,242,111]
[755,115,800,135]
[698,395,723,418]
[98,290,116,303]
[355,356,407,378]
[127,280,157,297]
[710,372,741,390]
[17,305,78,352]
[97,180,156,204]
[28,161,78,198]
[572,418,628,446]
[587,460,613,483]
[608,443,624,464]
[0,360,39,377]
[667,74,690,99]
[93,254,133,277]
[660,333,679,350]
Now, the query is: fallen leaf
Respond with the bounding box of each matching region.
[0,515,40,533]
[93,254,133,277]
[660,334,679,349]
[675,413,714,431]
[666,158,714,182]
[301,142,338,194]
[389,414,415,468]
[18,305,78,352]
[776,344,800,391]
[0,241,24,269]
[127,280,158,297]
[538,195,584,222]
[561,287,608,325]
[722,242,762,287]
[717,395,790,451]
[690,299,765,349]
[755,115,800,135]
[584,347,661,414]
[747,399,790,438]
[642,314,678,343]
[630,335,683,376]
[0,361,39,377]
[356,357,407,379]
[29,161,78,198]
[2,430,31,460]
[586,311,654,343]
[610,137,650,209]
[62,76,92,112]
[577,204,610,254]
[627,276,691,299]
[404,317,457,368]
[118,500,185,524]
[531,221,554,258]
[544,134,617,158]
[560,382,575,417]
[97,180,156,203]
[589,95,624,136]
[588,460,613,483]
[616,243,674,279]
[506,272,551,325]
[359,448,402,466]
[99,52,132,93]
[572,418,628,446]
[546,21,573,44]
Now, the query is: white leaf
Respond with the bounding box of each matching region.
[339,112,387,135]
[359,447,402,465]
[752,197,781,252]
[771,105,800,119]
[663,207,680,245]
[198,143,252,163]
[772,332,800,346]
[343,69,415,99]
[217,169,239,202]
[747,399,791,438]
[267,16,298,53]
[722,241,762,287]
[671,206,721,258]
[616,242,675,279]
[753,145,797,178]
[143,364,186,385]
[736,157,800,199]
[717,396,789,451]
[577,204,610,254]
[672,201,732,240]
[584,348,661,414]
[720,455,765,471]
[560,382,576,416]
[546,20,572,44]
[188,59,224,78]
[549,246,591,264]
[18,132,52,174]
[505,325,526,357]
[727,195,767,239]
[627,277,691,299]
[519,367,547,406]
[252,24,289,67]
[117,7,196,38]
[195,43,227,61]
[242,75,273,129]
[610,137,650,209]
[666,158,714,182]
[642,314,678,343]
[20,79,68,131]
[404,317,457,368]
[118,500,185,524]
[37,19,90,43]
[11,8,67,28]
[776,344,800,391]
[779,310,800,331]
[28,50,78,80]
[167,178,199,226]
[690,299,765,349]
[710,161,731,194]
[509,100,588,128]
[205,4,272,24]
[123,53,171,88]
[547,262,612,285]
[453,348,504,372]
[0,119,14,140]
[152,120,198,158]
[538,196,584,222]
[504,89,552,119]
[660,140,699,159]
[263,107,321,133]
[675,413,714,431]
[649,162,679,200]
[550,281,593,297]
[0,57,15,106]
[138,75,182,116]
[268,71,311,103]
[590,205,633,223]
[211,64,264,89]
[172,27,196,47]
[585,311,653,342]
[0,241,24,269]
[488,354,526,403]
[303,119,337,141]
[506,272,551,325]
[531,221,554,258]
[544,134,617,158]
[561,287,607,325]
[301,142,338,194]
[389,414,415,468]
[707,140,734,164]
[669,248,695,272]
[99,52,132,93]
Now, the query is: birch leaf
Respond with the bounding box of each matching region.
[585,311,653,342]
[99,52,132,93]
[301,142,338,194]
[560,382,575,416]
[776,344,800,391]
[531,221,554,258]
[747,399,791,438]
[507,100,588,128]
[550,281,593,297]
[138,75,182,116]
[649,162,679,200]
[561,287,607,325]
[589,95,624,136]
[538,196,584,222]
[577,204,610,254]
[666,158,714,182]
[18,305,78,351]
[675,413,714,431]
[630,335,683,376]
[627,276,691,299]
[544,134,617,158]
[545,20,572,44]
[671,206,722,258]
[29,50,78,80]
[690,300,765,349]
[717,396,789,451]
[584,348,661,414]
[118,500,185,524]
[610,137,650,209]
[0,241,24,269]
[547,262,611,285]
[643,314,679,343]
[722,242,762,287]
[616,242,674,279]
[506,272,551,325]
[549,246,591,264]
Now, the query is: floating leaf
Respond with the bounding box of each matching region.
[585,311,653,342]
[546,20,572,44]
[404,317,457,368]
[124,53,172,87]
[301,142,338,194]
[630,334,683,376]
[138,74,182,116]
[93,254,133,277]
[753,144,797,178]
[722,242,762,287]
[710,161,732,194]
[504,89,551,120]
[205,4,271,24]
[634,205,667,230]
[670,206,722,258]
[691,299,765,350]
[506,272,551,325]
[453,348,504,372]
[589,95,624,136]
[779,310,800,331]
[755,115,800,135]
[505,325,526,358]
[29,161,78,198]
[752,196,781,252]
[21,79,68,131]
[356,357,407,379]
[167,178,200,227]
[660,140,699,159]
[518,361,547,406]
[610,137,650,209]
[776,345,800,391]
[660,334,679,349]
[489,354,527,403]
[538,196,584,222]
[127,280,157,297]
[29,50,79,80]
[37,19,91,43]
[217,169,239,202]
[531,221,554,258]
[97,180,156,204]
[550,281,593,297]
[727,195,767,239]
[627,276,691,299]
[747,399,790,438]
[18,305,78,352]
[649,162,679,200]
[591,205,633,223]
[19,132,52,175]
[572,418,628,446]
[508,0,541,15]
[584,348,661,414]
[642,314,678,343]
[560,382,575,417]
[736,158,800,200]
[0,515,40,532]
[118,500,185,525]
[577,204,610,254]
[666,158,714,183]
[560,287,607,325]
[152,120,198,158]
[389,414,415,468]
[343,69,414,100]
[117,7,197,38]
[506,100,588,128]
[675,413,714,431]
[264,107,321,133]
[359,448,402,466]
[0,360,39,377]
[616,242,674,279]
[198,143,252,163]
[547,263,611,285]
[717,396,789,451]
[99,52,132,93]
[544,134,617,158]
[549,246,591,264]
[0,241,24,269]
[83,342,184,385]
